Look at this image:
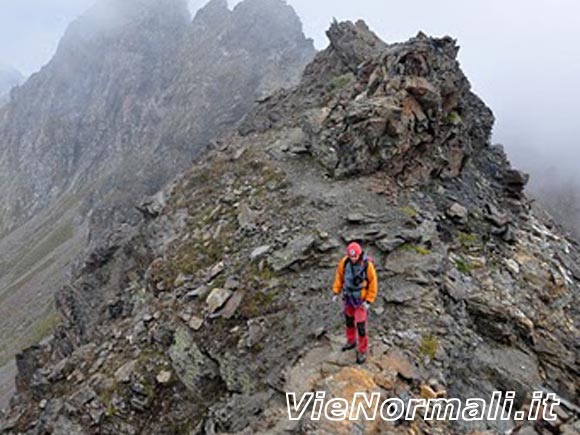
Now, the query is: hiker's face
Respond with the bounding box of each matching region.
[349,252,361,263]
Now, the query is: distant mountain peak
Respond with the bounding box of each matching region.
[192,0,231,28]
[0,0,314,236]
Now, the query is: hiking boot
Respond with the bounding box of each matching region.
[356,351,367,364]
[341,342,356,351]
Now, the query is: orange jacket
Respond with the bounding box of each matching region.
[333,256,378,303]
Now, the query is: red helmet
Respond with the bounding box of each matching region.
[347,242,362,258]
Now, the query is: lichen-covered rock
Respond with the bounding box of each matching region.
[168,327,218,392]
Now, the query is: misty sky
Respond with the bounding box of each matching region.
[1,0,579,176]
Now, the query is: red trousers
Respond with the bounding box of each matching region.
[344,304,368,353]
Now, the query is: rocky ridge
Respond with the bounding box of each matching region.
[1,20,579,435]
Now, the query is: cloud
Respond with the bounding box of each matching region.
[0,0,579,178]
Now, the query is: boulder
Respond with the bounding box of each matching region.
[184,285,210,300]
[503,169,530,199]
[375,349,421,381]
[341,226,387,243]
[405,76,442,109]
[136,191,167,218]
[385,246,445,276]
[156,371,172,385]
[269,235,316,272]
[217,291,245,320]
[375,237,405,253]
[188,316,204,331]
[447,202,468,221]
[465,295,534,344]
[484,203,510,227]
[206,288,233,313]
[250,245,271,262]
[238,202,260,231]
[168,327,218,392]
[69,385,97,408]
[345,212,376,224]
[309,366,382,434]
[383,277,429,304]
[206,261,225,282]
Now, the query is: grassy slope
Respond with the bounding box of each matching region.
[0,193,87,409]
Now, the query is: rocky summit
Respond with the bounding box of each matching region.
[1,18,579,435]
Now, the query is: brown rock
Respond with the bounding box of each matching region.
[313,367,382,434]
[188,316,204,331]
[373,372,395,390]
[375,349,421,381]
[420,383,437,399]
[405,76,441,108]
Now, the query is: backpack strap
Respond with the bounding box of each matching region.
[342,256,350,271]
[362,253,371,272]
[345,254,370,273]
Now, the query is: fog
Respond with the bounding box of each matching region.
[1,0,579,188]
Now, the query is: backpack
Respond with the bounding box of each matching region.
[342,253,372,300]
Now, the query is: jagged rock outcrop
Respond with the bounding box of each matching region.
[242,21,494,184]
[1,19,578,435]
[0,65,23,106]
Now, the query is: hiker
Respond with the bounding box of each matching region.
[332,242,378,364]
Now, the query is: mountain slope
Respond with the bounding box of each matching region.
[0,0,314,410]
[1,20,578,435]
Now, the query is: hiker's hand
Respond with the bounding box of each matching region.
[363,301,370,311]
[332,294,339,303]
